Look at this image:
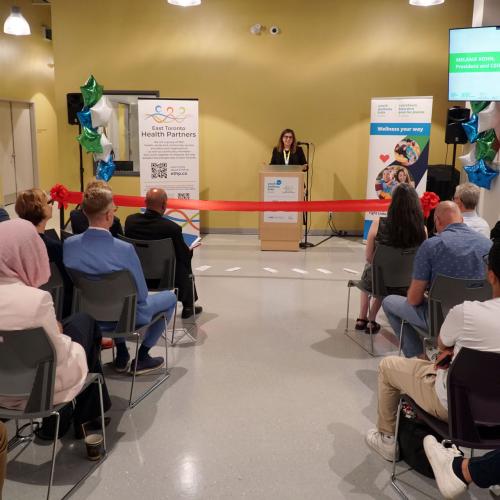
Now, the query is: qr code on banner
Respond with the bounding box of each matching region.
[151,163,168,179]
[178,193,190,200]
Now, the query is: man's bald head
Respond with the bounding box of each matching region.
[146,188,168,214]
[434,201,463,233]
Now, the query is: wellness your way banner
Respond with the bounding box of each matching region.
[138,98,200,238]
[363,96,433,240]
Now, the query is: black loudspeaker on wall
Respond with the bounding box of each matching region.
[445,106,470,145]
[66,93,84,125]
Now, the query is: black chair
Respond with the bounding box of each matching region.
[399,275,492,355]
[117,235,176,291]
[118,235,196,344]
[60,229,74,241]
[345,244,417,356]
[40,262,65,321]
[69,269,170,408]
[0,327,106,500]
[391,348,500,498]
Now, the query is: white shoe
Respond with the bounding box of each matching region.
[365,428,399,461]
[423,435,467,499]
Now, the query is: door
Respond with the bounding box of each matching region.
[0,100,36,204]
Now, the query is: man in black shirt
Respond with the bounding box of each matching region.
[125,188,201,319]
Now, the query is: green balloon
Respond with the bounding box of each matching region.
[470,101,490,114]
[80,75,104,108]
[77,127,103,153]
[475,129,499,162]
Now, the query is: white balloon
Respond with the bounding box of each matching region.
[478,101,500,133]
[93,133,113,162]
[458,145,476,167]
[90,96,112,127]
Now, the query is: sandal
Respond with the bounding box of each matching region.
[355,318,369,330]
[365,321,381,334]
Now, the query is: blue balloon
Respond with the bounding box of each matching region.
[462,114,480,143]
[464,159,499,189]
[77,108,94,130]
[96,157,116,182]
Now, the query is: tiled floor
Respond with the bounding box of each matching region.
[2,227,490,499]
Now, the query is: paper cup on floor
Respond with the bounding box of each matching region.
[85,433,103,461]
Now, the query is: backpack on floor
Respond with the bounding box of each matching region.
[397,410,443,479]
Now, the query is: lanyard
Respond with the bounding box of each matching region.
[283,150,290,165]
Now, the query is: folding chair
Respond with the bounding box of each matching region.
[391,348,500,499]
[118,235,196,345]
[399,275,492,356]
[69,269,170,408]
[40,262,65,321]
[345,245,417,356]
[0,327,106,500]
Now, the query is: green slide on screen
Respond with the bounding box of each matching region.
[450,52,500,73]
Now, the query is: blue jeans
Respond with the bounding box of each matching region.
[382,295,428,358]
[111,290,177,349]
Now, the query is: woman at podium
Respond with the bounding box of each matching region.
[270,129,307,168]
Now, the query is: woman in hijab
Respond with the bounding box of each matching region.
[0,219,111,439]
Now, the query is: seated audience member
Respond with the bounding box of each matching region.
[0,219,111,439]
[0,207,9,223]
[424,436,500,499]
[356,184,426,334]
[366,240,500,461]
[453,182,490,237]
[382,201,492,358]
[64,187,177,374]
[0,422,5,499]
[15,188,73,318]
[492,220,500,240]
[125,188,202,319]
[70,180,123,237]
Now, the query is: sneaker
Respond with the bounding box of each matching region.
[130,355,165,375]
[113,354,130,373]
[181,305,203,319]
[365,428,399,461]
[423,435,467,499]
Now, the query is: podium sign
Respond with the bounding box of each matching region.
[259,166,304,251]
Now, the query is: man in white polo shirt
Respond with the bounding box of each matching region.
[454,182,490,237]
[365,239,500,461]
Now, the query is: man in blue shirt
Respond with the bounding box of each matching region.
[64,187,177,374]
[382,201,492,357]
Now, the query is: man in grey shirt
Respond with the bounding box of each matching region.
[454,182,490,237]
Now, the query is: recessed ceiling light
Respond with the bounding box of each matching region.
[409,0,444,5]
[167,0,201,6]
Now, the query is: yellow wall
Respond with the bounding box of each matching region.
[50,0,472,231]
[0,0,57,203]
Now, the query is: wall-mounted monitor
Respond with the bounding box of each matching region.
[449,26,500,102]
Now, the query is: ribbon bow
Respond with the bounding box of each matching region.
[420,191,440,219]
[49,183,70,209]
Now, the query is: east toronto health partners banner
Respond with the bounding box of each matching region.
[138,98,200,238]
[363,96,433,240]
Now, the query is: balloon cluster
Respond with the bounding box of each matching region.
[76,75,116,182]
[459,101,500,189]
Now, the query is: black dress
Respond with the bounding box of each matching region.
[270,146,307,166]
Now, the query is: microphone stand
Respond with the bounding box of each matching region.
[299,143,314,249]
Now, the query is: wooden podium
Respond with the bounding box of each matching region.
[259,165,304,251]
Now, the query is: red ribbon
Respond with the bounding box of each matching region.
[49,184,70,209]
[420,191,440,218]
[53,184,438,214]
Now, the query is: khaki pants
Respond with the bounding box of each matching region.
[0,421,6,500]
[377,356,448,435]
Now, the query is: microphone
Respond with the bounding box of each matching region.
[297,141,309,146]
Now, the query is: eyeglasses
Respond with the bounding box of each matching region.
[483,253,490,266]
[283,135,293,139]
